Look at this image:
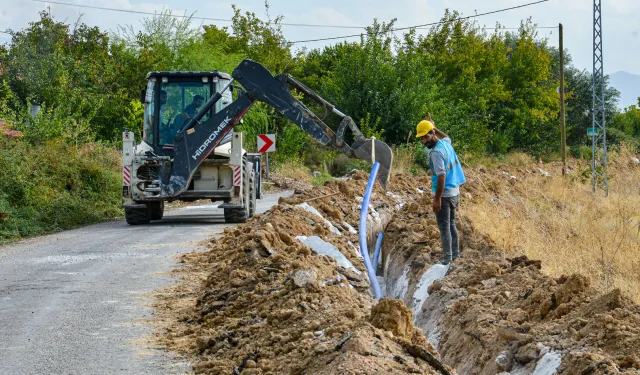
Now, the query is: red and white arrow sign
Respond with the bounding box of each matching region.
[257,134,276,153]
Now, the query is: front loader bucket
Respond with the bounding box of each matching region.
[351,139,393,190]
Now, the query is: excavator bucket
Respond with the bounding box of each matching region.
[351,139,393,190]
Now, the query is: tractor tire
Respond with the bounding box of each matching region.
[148,201,164,220]
[224,207,248,223]
[125,205,150,225]
[249,170,257,218]
[224,159,250,223]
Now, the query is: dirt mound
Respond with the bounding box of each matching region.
[370,298,421,343]
[154,173,447,374]
[381,196,640,374]
[153,166,640,374]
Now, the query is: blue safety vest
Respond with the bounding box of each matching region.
[428,139,466,194]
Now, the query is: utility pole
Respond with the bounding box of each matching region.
[559,23,566,176]
[592,0,608,195]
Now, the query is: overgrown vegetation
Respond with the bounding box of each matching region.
[0,137,122,243]
[0,3,638,242]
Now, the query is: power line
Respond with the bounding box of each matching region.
[31,0,368,29]
[5,1,557,47]
[31,0,555,34]
[485,27,556,29]
[290,25,557,45]
[32,0,229,22]
[290,0,553,43]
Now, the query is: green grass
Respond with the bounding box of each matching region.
[311,173,335,186]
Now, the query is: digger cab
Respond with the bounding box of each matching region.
[140,71,234,156]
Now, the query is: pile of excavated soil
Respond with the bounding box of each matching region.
[153,172,453,374]
[381,195,640,374]
[154,166,640,375]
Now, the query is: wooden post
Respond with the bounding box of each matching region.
[560,23,566,176]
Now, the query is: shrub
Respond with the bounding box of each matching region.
[327,154,351,176]
[275,124,310,162]
[302,143,335,173]
[0,137,122,243]
[570,145,592,160]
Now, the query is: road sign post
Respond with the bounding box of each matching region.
[258,134,276,181]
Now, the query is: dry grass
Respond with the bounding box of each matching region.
[392,145,416,175]
[271,158,312,185]
[464,147,640,302]
[459,152,502,169]
[504,151,534,167]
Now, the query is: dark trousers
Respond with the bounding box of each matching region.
[435,195,460,263]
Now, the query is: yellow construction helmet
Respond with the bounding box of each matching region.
[416,120,435,138]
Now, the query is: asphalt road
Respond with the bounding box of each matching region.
[0,191,291,375]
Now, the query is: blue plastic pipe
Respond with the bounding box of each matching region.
[373,232,384,271]
[360,162,383,299]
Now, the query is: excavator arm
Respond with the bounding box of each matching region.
[164,59,393,197]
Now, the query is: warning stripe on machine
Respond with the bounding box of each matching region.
[233,166,241,186]
[123,166,131,186]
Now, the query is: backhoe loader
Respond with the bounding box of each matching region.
[122,59,393,225]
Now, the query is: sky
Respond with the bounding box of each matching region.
[0,0,639,75]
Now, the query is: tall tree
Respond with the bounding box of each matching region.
[547,47,621,150]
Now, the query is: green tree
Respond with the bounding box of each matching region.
[5,11,72,108]
[212,2,304,158]
[4,12,108,141]
[613,100,640,137]
[416,12,510,153]
[298,20,430,145]
[609,99,640,150]
[3,11,141,142]
[0,45,13,111]
[225,1,296,74]
[547,48,621,150]
[175,25,243,73]
[499,22,559,155]
[114,8,199,72]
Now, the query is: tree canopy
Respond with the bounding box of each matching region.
[0,4,636,156]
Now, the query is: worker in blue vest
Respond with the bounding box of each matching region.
[416,115,466,265]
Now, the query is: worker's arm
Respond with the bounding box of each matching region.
[427,113,450,140]
[433,174,445,213]
[434,128,449,140]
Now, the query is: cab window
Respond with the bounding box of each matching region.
[158,82,211,146]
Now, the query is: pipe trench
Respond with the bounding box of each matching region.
[352,166,566,374]
[284,170,621,374]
